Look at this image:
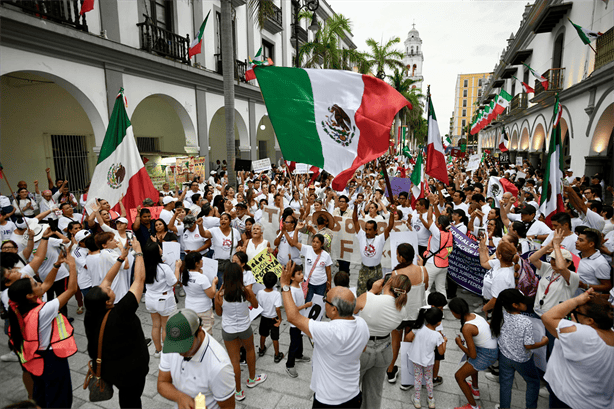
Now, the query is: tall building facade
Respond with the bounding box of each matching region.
[451,72,492,143]
[402,24,424,91]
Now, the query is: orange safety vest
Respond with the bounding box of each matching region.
[10,300,77,376]
[423,231,453,268]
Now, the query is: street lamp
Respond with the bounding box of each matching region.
[293,0,320,67]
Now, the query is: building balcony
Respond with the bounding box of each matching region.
[531,67,564,103]
[214,54,248,83]
[510,93,528,113]
[137,17,190,64]
[292,24,308,45]
[263,3,283,34]
[595,26,614,71]
[1,0,88,32]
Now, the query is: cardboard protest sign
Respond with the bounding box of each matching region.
[252,158,272,173]
[385,177,412,198]
[447,225,487,295]
[128,206,163,224]
[390,231,419,267]
[246,248,283,284]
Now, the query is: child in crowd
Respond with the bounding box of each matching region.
[285,264,312,378]
[333,270,350,287]
[257,271,284,363]
[427,292,448,387]
[405,307,447,409]
[490,289,548,409]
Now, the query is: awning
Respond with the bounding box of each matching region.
[501,67,518,79]
[534,3,573,34]
[510,49,533,65]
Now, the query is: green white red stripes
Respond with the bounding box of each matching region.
[425,93,448,184]
[189,11,210,58]
[569,19,602,45]
[539,95,565,226]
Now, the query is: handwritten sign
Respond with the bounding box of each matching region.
[252,158,272,173]
[385,177,412,198]
[516,157,523,166]
[447,225,487,295]
[246,248,283,284]
[294,163,310,174]
[128,206,163,225]
[466,155,481,172]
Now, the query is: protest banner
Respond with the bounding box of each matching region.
[192,157,207,180]
[447,225,487,295]
[246,248,283,284]
[294,163,310,174]
[235,159,251,172]
[499,151,510,165]
[385,177,412,198]
[128,205,163,224]
[450,148,466,158]
[252,158,272,173]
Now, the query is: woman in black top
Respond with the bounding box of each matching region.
[153,219,179,242]
[84,240,149,408]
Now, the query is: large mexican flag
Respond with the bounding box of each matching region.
[253,66,411,190]
[85,89,159,218]
[539,95,565,227]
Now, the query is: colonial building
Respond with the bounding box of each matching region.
[0,0,355,194]
[402,23,424,92]
[477,0,613,186]
[451,72,492,145]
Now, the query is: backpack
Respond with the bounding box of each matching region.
[516,252,539,297]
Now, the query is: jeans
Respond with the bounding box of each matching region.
[498,352,540,409]
[359,337,392,409]
[305,282,327,303]
[425,264,447,298]
[32,351,73,409]
[545,329,556,361]
[286,327,304,368]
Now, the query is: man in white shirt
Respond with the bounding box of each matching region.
[158,309,236,409]
[452,191,469,214]
[411,198,433,257]
[159,196,178,224]
[396,192,412,221]
[57,203,78,232]
[542,212,579,256]
[280,265,369,408]
[565,186,606,232]
[575,228,612,294]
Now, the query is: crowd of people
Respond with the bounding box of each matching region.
[1,155,613,409]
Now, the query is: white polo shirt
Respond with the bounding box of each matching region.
[159,333,235,409]
[577,250,611,287]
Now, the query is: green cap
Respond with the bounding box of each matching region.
[163,309,200,354]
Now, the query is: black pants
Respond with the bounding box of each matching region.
[286,327,303,368]
[46,277,69,318]
[32,351,73,409]
[313,392,362,408]
[105,369,147,408]
[446,274,458,299]
[338,260,351,274]
[418,246,428,259]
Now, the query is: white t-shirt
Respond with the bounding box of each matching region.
[209,227,240,260]
[544,320,614,409]
[221,298,251,333]
[277,230,303,266]
[356,229,386,266]
[411,211,432,247]
[159,333,235,409]
[308,317,370,405]
[37,298,61,350]
[184,270,213,313]
[533,262,580,317]
[289,286,306,328]
[85,253,104,286]
[159,209,174,225]
[542,232,579,257]
[0,220,16,242]
[35,238,69,282]
[182,228,208,255]
[300,245,333,286]
[72,246,92,289]
[145,264,178,297]
[100,249,130,303]
[256,290,282,319]
[482,259,515,300]
[526,220,552,238]
[406,326,445,367]
[57,215,77,232]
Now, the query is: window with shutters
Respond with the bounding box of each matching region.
[136,137,160,153]
[463,100,467,107]
[463,90,467,97]
[463,79,468,87]
[150,0,173,32]
[50,134,90,197]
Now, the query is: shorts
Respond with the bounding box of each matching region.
[467,346,498,371]
[259,316,280,340]
[396,320,415,331]
[197,309,215,335]
[434,347,445,361]
[145,295,177,317]
[222,326,253,342]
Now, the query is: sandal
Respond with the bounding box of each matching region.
[76,306,84,315]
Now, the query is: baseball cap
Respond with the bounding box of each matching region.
[75,230,91,243]
[116,217,129,224]
[520,204,536,215]
[163,196,178,205]
[164,309,200,354]
[0,196,14,215]
[142,198,155,206]
[549,248,573,262]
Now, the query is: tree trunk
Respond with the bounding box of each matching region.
[221,0,237,187]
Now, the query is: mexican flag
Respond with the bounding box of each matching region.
[410,149,426,208]
[539,95,565,227]
[253,66,411,190]
[80,0,94,15]
[487,176,518,206]
[569,19,602,44]
[245,47,273,81]
[499,128,509,152]
[480,104,491,130]
[512,75,534,93]
[425,94,449,184]
[85,89,159,218]
[188,11,210,59]
[487,100,497,123]
[523,63,548,90]
[493,90,512,116]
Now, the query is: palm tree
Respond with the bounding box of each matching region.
[364,37,405,79]
[297,14,367,70]
[388,68,424,150]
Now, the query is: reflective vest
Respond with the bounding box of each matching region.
[424,231,453,268]
[10,300,77,376]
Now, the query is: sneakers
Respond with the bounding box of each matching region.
[485,372,499,382]
[258,346,267,357]
[246,373,267,388]
[274,352,284,363]
[145,338,153,347]
[153,350,161,359]
[387,365,399,383]
[240,358,247,366]
[286,366,298,378]
[539,386,550,398]
[76,306,84,315]
[295,356,311,363]
[0,352,19,362]
[466,381,480,398]
[235,390,245,401]
[400,384,414,391]
[433,376,443,387]
[413,397,422,408]
[428,396,436,409]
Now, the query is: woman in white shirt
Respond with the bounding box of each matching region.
[13,188,38,217]
[214,263,266,401]
[286,232,332,302]
[202,213,241,289]
[479,239,519,314]
[274,214,303,266]
[242,223,270,261]
[451,209,469,234]
[143,241,180,358]
[181,252,217,334]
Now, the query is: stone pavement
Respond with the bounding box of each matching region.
[0,263,549,409]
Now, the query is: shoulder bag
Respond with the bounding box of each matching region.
[301,251,322,298]
[83,310,114,402]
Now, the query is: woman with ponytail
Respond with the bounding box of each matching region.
[451,209,469,234]
[479,238,520,313]
[354,274,411,409]
[449,297,498,409]
[490,289,547,409]
[181,251,217,334]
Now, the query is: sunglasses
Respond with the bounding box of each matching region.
[322,296,335,308]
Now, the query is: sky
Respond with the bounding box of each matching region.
[328,0,531,129]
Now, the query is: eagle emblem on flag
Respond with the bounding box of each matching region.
[107,163,126,189]
[322,104,356,147]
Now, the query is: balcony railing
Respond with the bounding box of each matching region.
[292,24,308,45]
[214,54,249,82]
[510,93,528,113]
[1,0,88,31]
[137,17,190,64]
[263,3,283,34]
[595,27,614,71]
[533,67,564,100]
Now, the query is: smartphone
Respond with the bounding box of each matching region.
[477,228,486,240]
[59,244,67,258]
[383,272,393,286]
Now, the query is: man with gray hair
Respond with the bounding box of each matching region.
[280,261,369,408]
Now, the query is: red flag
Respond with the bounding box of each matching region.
[80,0,94,15]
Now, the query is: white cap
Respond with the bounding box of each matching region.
[163,196,178,205]
[116,217,129,224]
[75,230,91,243]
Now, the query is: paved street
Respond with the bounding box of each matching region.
[0,264,549,409]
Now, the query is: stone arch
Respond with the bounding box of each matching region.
[587,86,614,137]
[530,114,548,152]
[511,130,519,150]
[519,127,530,151]
[208,108,249,167]
[589,102,614,156]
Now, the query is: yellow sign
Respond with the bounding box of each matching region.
[246,248,283,284]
